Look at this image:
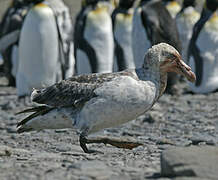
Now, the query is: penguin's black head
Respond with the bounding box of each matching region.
[12,0,37,7]
[23,0,44,5]
[182,0,196,8]
[205,0,218,12]
[13,0,24,7]
[140,0,151,6]
[82,0,98,7]
[119,0,135,9]
[162,0,174,4]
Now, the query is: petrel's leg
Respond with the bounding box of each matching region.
[79,134,143,153]
[79,134,100,153]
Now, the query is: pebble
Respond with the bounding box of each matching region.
[0,146,12,156]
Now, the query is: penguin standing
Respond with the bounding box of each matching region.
[187,0,218,93]
[0,0,32,86]
[176,0,200,62]
[74,0,114,75]
[17,0,74,97]
[112,0,135,71]
[132,0,182,94]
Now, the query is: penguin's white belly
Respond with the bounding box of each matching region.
[177,19,195,62]
[114,13,135,71]
[77,10,114,74]
[17,5,60,96]
[188,28,218,93]
[132,8,150,68]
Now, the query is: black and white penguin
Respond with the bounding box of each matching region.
[176,0,200,61]
[187,0,218,93]
[74,0,114,75]
[17,0,74,97]
[112,0,135,71]
[132,0,182,93]
[0,0,32,86]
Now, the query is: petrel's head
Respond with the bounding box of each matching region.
[143,43,196,83]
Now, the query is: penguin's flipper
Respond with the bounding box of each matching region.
[74,6,98,72]
[187,6,214,86]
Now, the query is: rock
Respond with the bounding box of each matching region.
[0,146,12,156]
[189,134,216,146]
[156,138,175,145]
[142,114,156,124]
[161,146,218,179]
[55,129,68,133]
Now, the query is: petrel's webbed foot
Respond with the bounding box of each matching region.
[79,134,101,154]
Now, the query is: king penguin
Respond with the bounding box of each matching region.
[187,0,218,93]
[0,0,32,86]
[17,0,74,97]
[112,0,135,71]
[132,0,182,94]
[176,0,200,61]
[74,0,114,75]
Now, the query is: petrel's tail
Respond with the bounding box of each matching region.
[17,106,55,133]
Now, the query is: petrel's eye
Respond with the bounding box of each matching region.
[169,53,179,61]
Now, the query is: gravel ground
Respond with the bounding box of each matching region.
[0,76,218,180]
[0,1,217,179]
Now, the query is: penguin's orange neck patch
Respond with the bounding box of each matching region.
[92,7,107,15]
[35,3,48,8]
[168,1,179,7]
[210,12,218,23]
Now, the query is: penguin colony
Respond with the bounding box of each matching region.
[0,0,74,97]
[0,0,217,94]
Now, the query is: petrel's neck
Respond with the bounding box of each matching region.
[136,66,167,99]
